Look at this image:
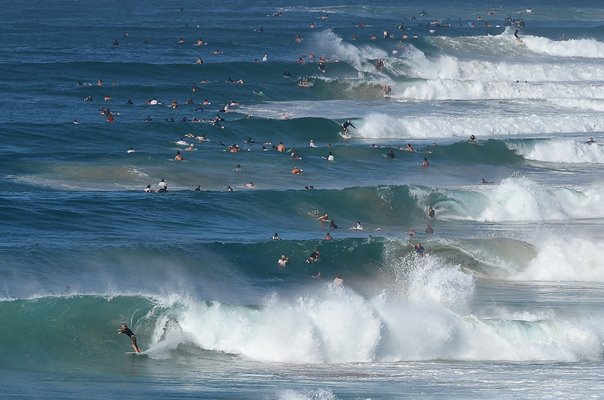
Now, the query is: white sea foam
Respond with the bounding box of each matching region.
[508,139,604,163]
[411,176,604,222]
[390,44,604,82]
[310,30,387,72]
[514,237,604,282]
[429,27,604,59]
[357,111,604,139]
[523,35,604,59]
[148,269,603,363]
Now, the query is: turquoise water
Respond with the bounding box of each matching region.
[2,1,604,398]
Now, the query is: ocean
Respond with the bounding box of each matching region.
[2,0,604,398]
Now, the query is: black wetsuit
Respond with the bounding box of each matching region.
[121,326,138,346]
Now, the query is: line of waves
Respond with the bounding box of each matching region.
[2,278,603,369]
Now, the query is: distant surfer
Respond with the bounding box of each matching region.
[387,149,395,159]
[404,143,416,152]
[157,178,168,192]
[317,212,330,222]
[278,254,289,267]
[118,323,141,353]
[514,30,521,42]
[306,249,320,263]
[427,206,435,219]
[422,157,430,167]
[469,134,477,143]
[585,137,596,145]
[481,177,493,184]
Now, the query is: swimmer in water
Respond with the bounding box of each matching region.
[277,255,289,267]
[157,178,168,192]
[422,157,430,167]
[411,243,426,256]
[306,249,320,264]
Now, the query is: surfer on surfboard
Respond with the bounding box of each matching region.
[118,323,141,353]
[341,120,356,137]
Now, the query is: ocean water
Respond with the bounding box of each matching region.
[2,0,604,398]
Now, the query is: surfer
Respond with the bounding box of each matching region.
[403,143,415,152]
[411,243,426,256]
[306,249,320,263]
[118,323,141,353]
[341,120,356,135]
[481,178,493,184]
[157,178,168,192]
[585,137,596,145]
[272,233,281,240]
[317,212,329,222]
[174,151,184,161]
[422,157,430,167]
[324,232,333,241]
[327,151,334,161]
[387,150,395,159]
[469,134,477,143]
[427,206,435,219]
[278,255,289,267]
[514,29,521,42]
[291,167,303,175]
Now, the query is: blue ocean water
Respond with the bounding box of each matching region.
[2,1,604,398]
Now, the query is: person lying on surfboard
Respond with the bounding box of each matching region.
[118,323,141,353]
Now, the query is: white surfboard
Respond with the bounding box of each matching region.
[125,351,148,357]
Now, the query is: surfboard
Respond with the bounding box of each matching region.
[125,351,148,357]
